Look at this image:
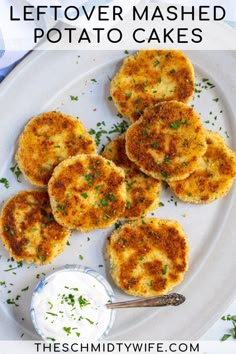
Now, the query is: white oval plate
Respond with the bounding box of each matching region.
[0,47,236,341]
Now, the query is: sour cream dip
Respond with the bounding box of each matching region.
[31,265,115,341]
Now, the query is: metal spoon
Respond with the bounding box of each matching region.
[106,293,185,309]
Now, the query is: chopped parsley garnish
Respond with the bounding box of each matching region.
[152,142,159,148]
[164,156,171,164]
[125,91,132,98]
[47,337,56,341]
[162,265,168,275]
[46,312,58,317]
[89,120,129,147]
[57,205,66,211]
[101,198,108,206]
[126,180,136,191]
[63,327,72,335]
[85,318,94,325]
[48,301,53,309]
[38,254,46,262]
[70,95,78,101]
[10,164,22,182]
[91,78,97,83]
[115,221,122,229]
[78,296,90,308]
[0,178,10,189]
[161,171,168,179]
[153,59,160,67]
[85,173,93,181]
[21,286,29,292]
[126,202,131,209]
[79,255,84,261]
[6,298,19,307]
[169,120,188,130]
[4,261,23,272]
[89,125,107,145]
[108,120,129,134]
[81,193,88,199]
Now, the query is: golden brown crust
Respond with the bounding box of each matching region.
[102,134,161,219]
[0,190,71,265]
[48,154,126,232]
[169,130,236,203]
[16,111,96,187]
[125,101,207,182]
[111,50,195,122]
[107,218,189,297]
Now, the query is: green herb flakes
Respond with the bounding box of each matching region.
[101,198,108,206]
[85,318,94,325]
[78,295,90,308]
[161,171,168,179]
[63,327,72,335]
[10,164,22,182]
[162,265,168,275]
[21,286,29,292]
[153,59,160,67]
[46,312,58,317]
[164,156,171,164]
[70,95,78,101]
[169,120,188,130]
[126,202,131,209]
[0,178,10,189]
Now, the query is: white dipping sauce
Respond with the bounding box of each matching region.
[31,266,115,341]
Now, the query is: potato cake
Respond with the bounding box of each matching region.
[169,130,236,203]
[126,101,207,181]
[48,155,126,232]
[111,49,195,122]
[102,134,161,219]
[107,218,189,297]
[0,190,71,265]
[16,111,96,187]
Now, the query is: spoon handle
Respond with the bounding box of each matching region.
[106,293,185,309]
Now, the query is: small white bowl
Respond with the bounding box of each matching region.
[31,265,115,341]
